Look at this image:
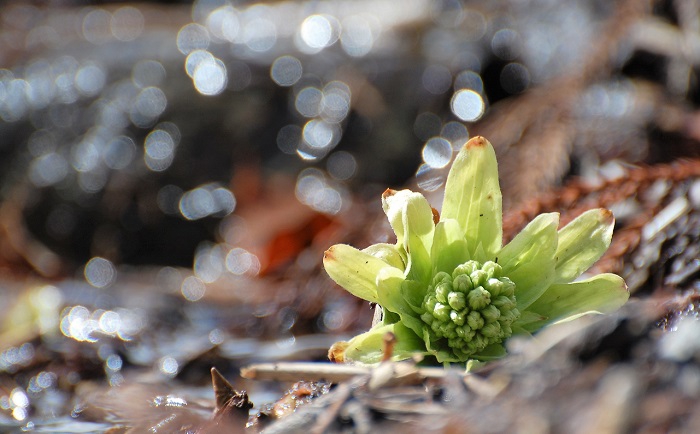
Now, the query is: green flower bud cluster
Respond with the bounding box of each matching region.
[420,260,520,358]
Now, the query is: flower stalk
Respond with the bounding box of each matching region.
[324,136,629,366]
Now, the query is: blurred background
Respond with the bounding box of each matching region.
[1,0,700,431]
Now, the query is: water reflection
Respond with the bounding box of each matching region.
[422,136,452,168]
[0,0,628,280]
[451,89,485,122]
[295,168,345,215]
[177,23,210,54]
[300,15,340,51]
[84,257,116,288]
[60,305,144,342]
[270,55,303,86]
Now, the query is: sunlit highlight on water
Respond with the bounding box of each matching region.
[206,6,241,43]
[10,388,29,421]
[271,55,303,87]
[181,275,206,301]
[340,15,377,57]
[450,89,484,122]
[158,357,180,377]
[225,247,261,276]
[104,135,136,170]
[295,168,345,215]
[243,17,277,53]
[84,257,116,288]
[193,57,227,96]
[422,65,452,95]
[422,136,452,168]
[144,129,176,171]
[295,87,323,118]
[177,23,210,55]
[0,343,35,374]
[194,242,225,283]
[416,163,446,192]
[60,306,144,342]
[179,183,236,220]
[300,14,339,51]
[132,60,166,89]
[82,9,112,45]
[326,151,357,181]
[441,121,469,149]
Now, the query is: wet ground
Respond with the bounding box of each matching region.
[1,0,700,432]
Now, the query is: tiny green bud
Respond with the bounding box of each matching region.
[421,312,434,325]
[449,309,465,326]
[500,277,516,297]
[433,302,450,321]
[467,311,484,330]
[470,270,488,287]
[432,271,452,287]
[500,308,520,325]
[481,305,501,322]
[486,278,503,297]
[481,322,502,338]
[439,322,456,337]
[425,295,437,312]
[453,274,472,293]
[435,282,452,303]
[448,292,466,310]
[463,328,475,341]
[500,324,512,336]
[467,287,491,310]
[492,295,515,310]
[482,261,502,278]
[453,260,478,278]
[467,333,487,352]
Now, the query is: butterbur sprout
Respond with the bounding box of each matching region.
[324,136,629,366]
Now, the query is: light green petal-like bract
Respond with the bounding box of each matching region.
[342,322,428,365]
[381,189,436,282]
[401,190,435,283]
[523,273,629,332]
[362,243,406,270]
[382,189,411,249]
[441,136,502,262]
[376,267,425,335]
[323,244,399,304]
[499,212,559,310]
[553,209,614,284]
[512,310,547,331]
[431,218,469,275]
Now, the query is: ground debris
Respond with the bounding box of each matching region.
[243,299,700,433]
[247,380,330,430]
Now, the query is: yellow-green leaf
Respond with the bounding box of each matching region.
[499,212,559,310]
[431,218,469,275]
[524,273,629,331]
[441,136,502,262]
[554,209,614,283]
[323,244,397,303]
[343,322,427,365]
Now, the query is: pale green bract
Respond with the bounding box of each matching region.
[323,136,629,366]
